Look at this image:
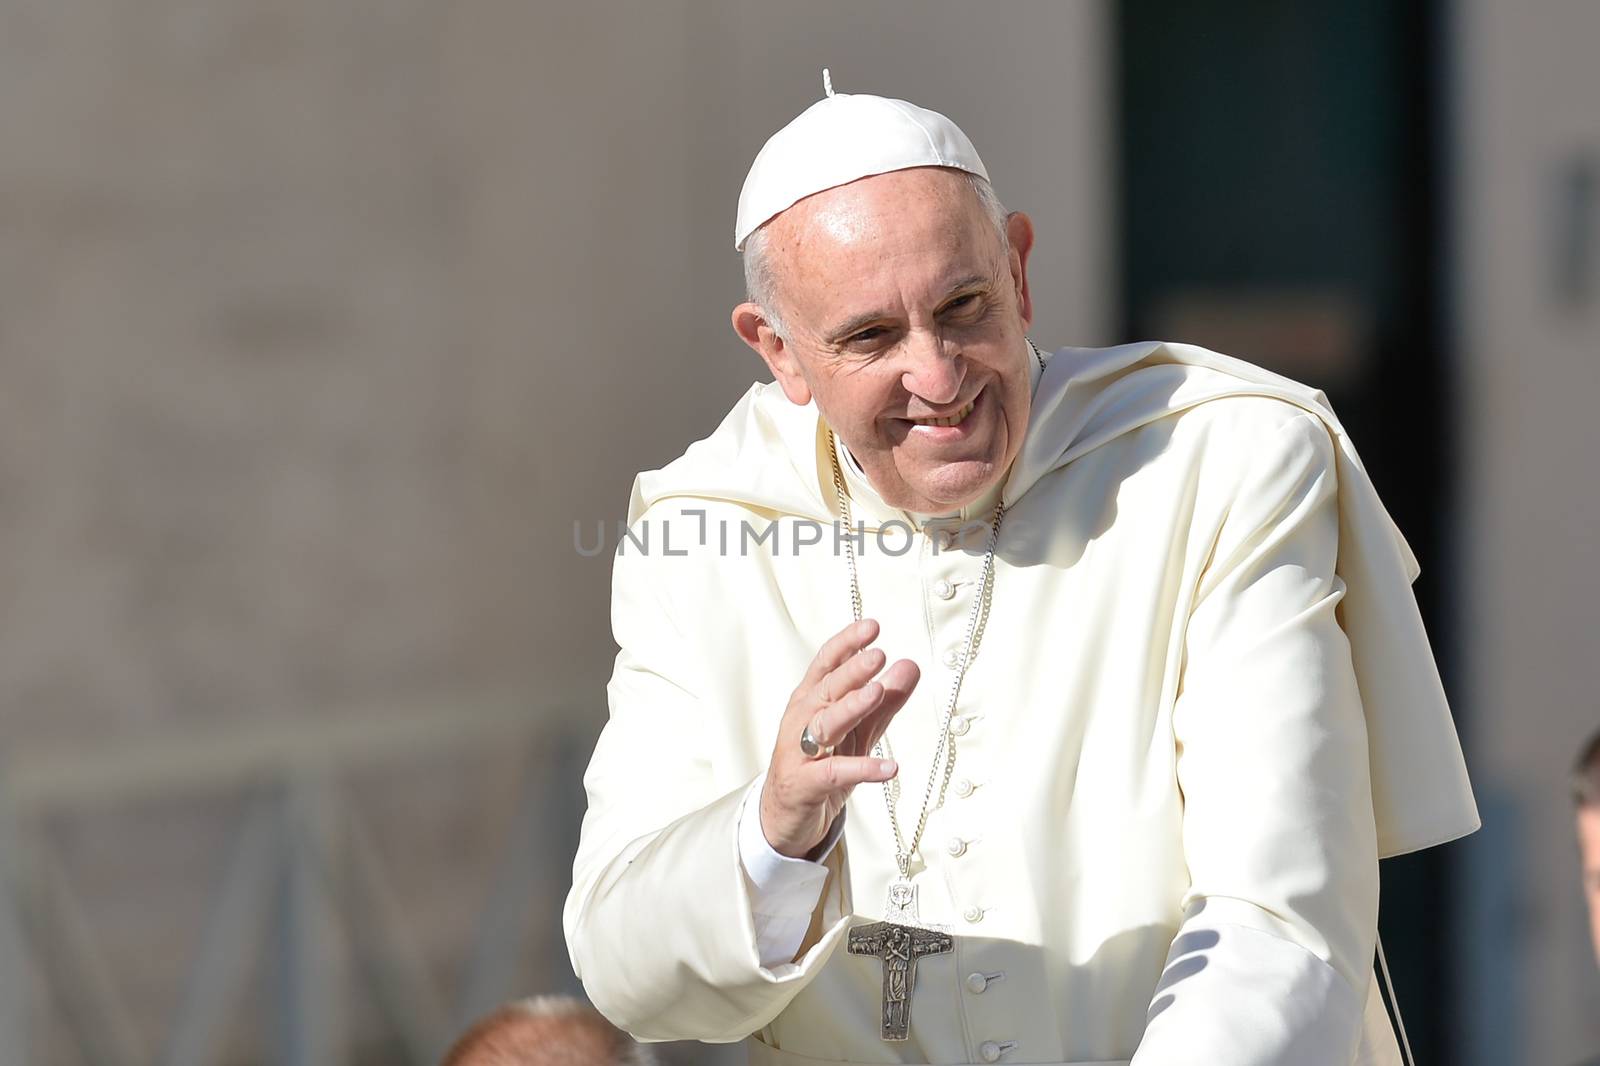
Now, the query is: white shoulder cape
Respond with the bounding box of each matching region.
[631,339,1479,859]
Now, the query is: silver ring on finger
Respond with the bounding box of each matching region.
[799,720,833,759]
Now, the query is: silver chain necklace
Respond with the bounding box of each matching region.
[826,340,1046,897]
[836,341,1046,1043]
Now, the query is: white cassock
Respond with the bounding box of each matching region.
[562,339,1479,1065]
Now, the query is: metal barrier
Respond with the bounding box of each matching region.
[0,698,586,1066]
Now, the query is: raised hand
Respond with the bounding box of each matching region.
[759,618,921,858]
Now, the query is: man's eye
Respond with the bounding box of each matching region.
[941,294,980,315]
[849,327,886,344]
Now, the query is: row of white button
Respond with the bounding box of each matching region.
[928,556,1005,1062]
[969,956,1013,1064]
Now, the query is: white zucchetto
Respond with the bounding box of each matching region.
[734,69,990,250]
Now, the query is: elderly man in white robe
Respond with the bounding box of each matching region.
[563,73,1479,1066]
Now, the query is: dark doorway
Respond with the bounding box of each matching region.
[1118,2,1463,1060]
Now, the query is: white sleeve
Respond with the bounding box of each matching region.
[566,527,858,1042]
[1131,412,1377,1065]
[737,771,845,969]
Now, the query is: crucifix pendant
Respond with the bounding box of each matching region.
[847,879,953,1041]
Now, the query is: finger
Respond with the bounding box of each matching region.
[801,618,880,689]
[797,754,899,796]
[849,659,920,755]
[822,657,918,757]
[811,674,887,751]
[811,646,886,721]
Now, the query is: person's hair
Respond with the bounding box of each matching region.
[1573,727,1600,808]
[440,996,659,1066]
[742,168,1009,342]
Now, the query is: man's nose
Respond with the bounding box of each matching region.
[899,331,964,406]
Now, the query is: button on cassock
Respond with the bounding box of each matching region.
[944,836,967,857]
[953,777,975,798]
[933,578,956,599]
[948,715,971,736]
[965,970,1003,993]
[941,647,962,668]
[962,905,984,923]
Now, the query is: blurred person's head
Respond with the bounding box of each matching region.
[1573,728,1600,963]
[440,996,658,1066]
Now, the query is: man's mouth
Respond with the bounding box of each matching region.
[907,398,976,428]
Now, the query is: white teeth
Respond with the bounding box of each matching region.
[912,400,974,427]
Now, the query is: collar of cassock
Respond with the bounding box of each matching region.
[830,337,1045,534]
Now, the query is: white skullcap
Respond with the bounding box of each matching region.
[734,69,989,250]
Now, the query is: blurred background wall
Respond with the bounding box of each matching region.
[1452,2,1600,1064]
[0,1,1594,1064]
[0,2,1111,1063]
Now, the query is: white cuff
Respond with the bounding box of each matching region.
[1131,897,1365,1065]
[737,771,843,968]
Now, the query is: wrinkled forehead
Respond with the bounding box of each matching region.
[764,168,1002,317]
[768,167,987,256]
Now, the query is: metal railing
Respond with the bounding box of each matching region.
[0,697,586,1066]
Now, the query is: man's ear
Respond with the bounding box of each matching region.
[732,302,811,405]
[1004,211,1036,329]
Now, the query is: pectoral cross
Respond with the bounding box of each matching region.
[847,880,953,1041]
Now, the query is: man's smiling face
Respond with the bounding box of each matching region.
[733,167,1036,514]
